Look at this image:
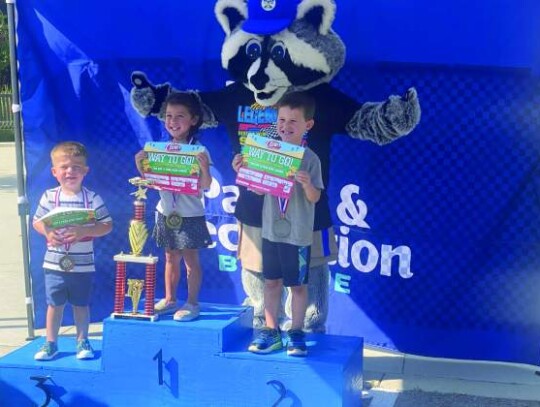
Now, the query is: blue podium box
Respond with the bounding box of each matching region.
[0,303,363,406]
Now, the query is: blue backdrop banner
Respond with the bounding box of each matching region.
[16,1,540,365]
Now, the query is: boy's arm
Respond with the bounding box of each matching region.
[33,219,65,247]
[295,171,321,203]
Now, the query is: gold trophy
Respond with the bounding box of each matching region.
[126,279,145,314]
[111,177,159,321]
[129,179,150,255]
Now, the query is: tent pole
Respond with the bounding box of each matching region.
[6,0,35,339]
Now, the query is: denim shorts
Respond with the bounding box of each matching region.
[44,270,94,307]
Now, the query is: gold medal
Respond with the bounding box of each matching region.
[165,213,183,230]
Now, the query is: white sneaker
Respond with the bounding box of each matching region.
[34,341,58,361]
[173,303,200,322]
[154,299,179,315]
[76,339,94,360]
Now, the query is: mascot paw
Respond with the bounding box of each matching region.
[384,87,421,136]
[130,71,170,117]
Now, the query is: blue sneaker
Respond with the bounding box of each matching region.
[34,341,58,361]
[76,339,94,360]
[286,329,307,357]
[248,328,283,354]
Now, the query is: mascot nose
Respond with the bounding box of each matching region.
[250,69,270,91]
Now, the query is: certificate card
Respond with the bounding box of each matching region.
[142,142,204,195]
[236,134,305,199]
[37,207,95,229]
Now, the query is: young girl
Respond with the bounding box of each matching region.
[135,92,212,321]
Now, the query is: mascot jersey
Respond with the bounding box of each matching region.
[202,82,359,230]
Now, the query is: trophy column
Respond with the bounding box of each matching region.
[113,261,127,314]
[144,263,157,316]
[111,179,159,321]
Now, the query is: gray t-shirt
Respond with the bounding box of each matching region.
[262,147,323,246]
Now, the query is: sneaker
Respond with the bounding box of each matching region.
[286,329,307,357]
[248,328,283,354]
[34,341,58,361]
[154,299,179,315]
[173,303,200,322]
[76,339,94,360]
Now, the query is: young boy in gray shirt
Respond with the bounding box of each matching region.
[234,92,323,356]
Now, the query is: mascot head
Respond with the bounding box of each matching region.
[215,0,345,106]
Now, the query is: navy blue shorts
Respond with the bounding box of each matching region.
[262,238,310,287]
[44,270,94,307]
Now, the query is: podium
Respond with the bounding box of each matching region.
[0,304,363,406]
[0,179,363,405]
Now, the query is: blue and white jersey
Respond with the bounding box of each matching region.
[33,186,112,272]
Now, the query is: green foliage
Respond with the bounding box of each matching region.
[0,128,14,142]
[0,11,10,89]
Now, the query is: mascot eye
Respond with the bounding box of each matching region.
[270,43,286,62]
[245,39,262,61]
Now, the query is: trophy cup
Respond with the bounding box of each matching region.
[111,178,159,321]
[127,279,145,314]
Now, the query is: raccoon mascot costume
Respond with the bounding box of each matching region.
[131,0,421,332]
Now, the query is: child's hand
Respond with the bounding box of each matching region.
[197,152,210,173]
[232,154,243,173]
[61,226,88,244]
[135,150,147,176]
[135,150,147,162]
[46,228,66,247]
[295,170,321,203]
[295,170,312,187]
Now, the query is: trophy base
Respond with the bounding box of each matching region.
[110,312,159,322]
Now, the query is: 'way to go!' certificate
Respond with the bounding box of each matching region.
[236,134,305,199]
[141,142,204,195]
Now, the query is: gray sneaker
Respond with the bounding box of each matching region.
[34,341,58,361]
[76,339,94,360]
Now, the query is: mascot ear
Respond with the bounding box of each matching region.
[215,0,248,36]
[297,0,336,35]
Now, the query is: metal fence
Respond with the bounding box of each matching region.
[0,93,13,130]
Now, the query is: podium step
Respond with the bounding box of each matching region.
[0,303,363,406]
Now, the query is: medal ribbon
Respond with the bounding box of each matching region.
[276,196,289,219]
[171,193,179,214]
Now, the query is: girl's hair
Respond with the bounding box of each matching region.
[165,92,204,136]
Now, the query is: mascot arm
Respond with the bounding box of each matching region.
[346,88,421,146]
[130,71,218,129]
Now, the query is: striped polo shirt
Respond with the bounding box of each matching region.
[33,186,112,272]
